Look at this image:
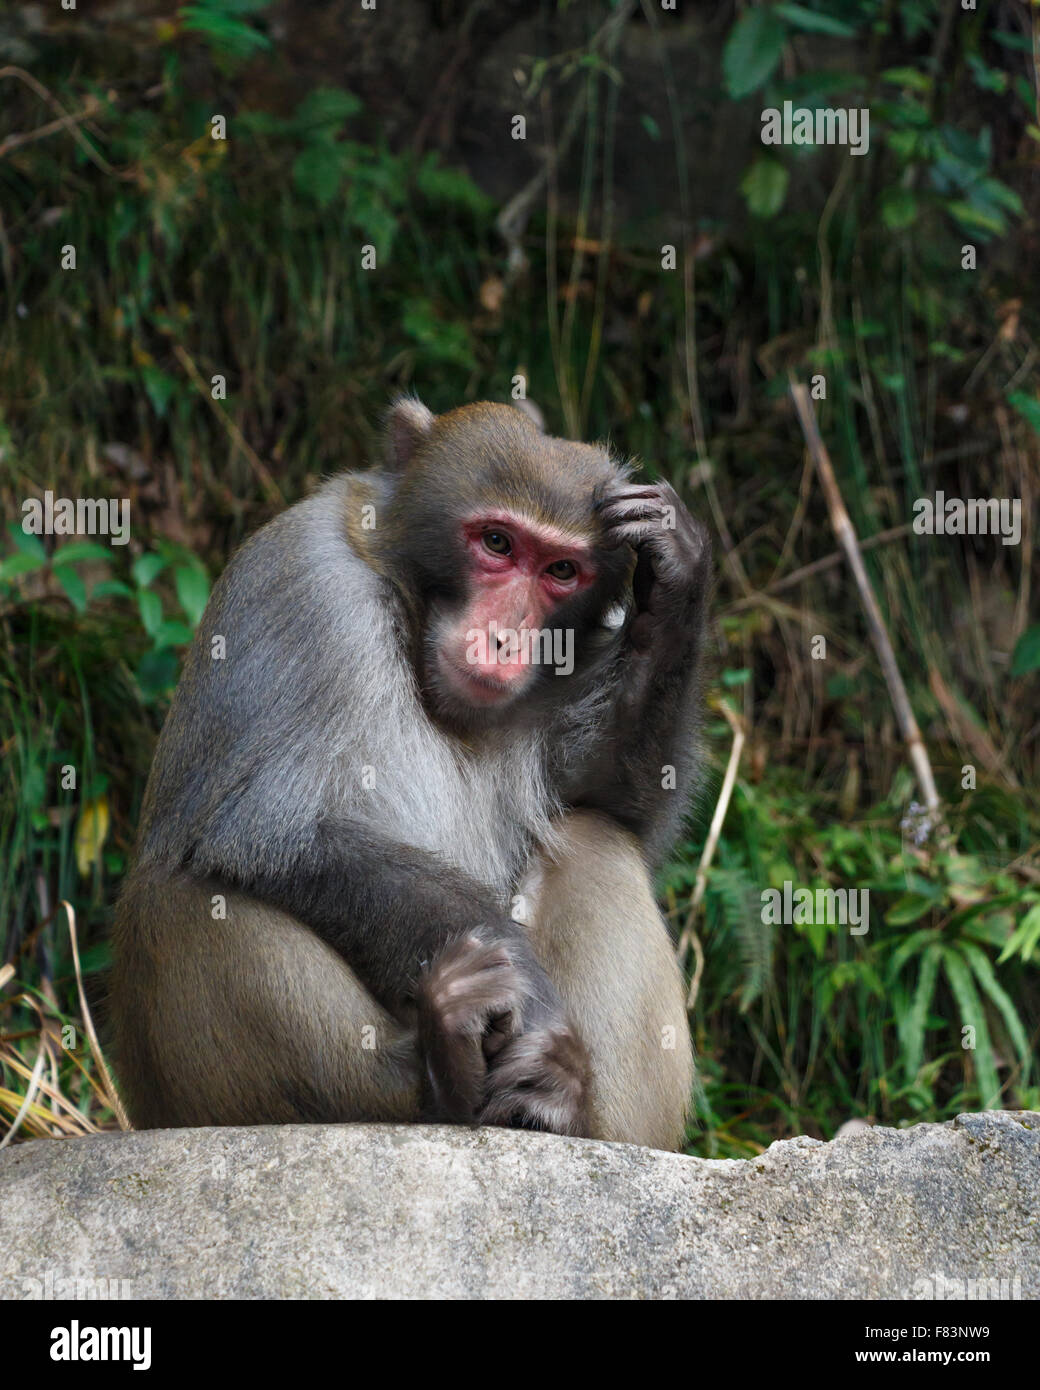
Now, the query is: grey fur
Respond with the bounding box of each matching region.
[111,402,709,1149]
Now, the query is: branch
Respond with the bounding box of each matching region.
[678,698,746,1010]
[789,381,941,815]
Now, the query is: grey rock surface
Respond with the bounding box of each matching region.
[1,1111,1036,1300]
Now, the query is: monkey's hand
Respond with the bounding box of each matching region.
[597,480,710,676]
[416,932,525,1125]
[567,482,710,855]
[417,932,589,1137]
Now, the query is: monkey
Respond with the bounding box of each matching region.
[110,399,710,1151]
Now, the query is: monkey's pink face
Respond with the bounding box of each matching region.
[430,513,597,712]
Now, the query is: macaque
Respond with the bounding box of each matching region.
[110,400,710,1151]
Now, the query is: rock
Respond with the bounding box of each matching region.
[1,1111,1036,1300]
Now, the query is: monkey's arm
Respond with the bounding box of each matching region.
[184,815,527,1011]
[565,482,712,863]
[181,816,588,1130]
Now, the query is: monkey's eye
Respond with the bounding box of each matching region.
[546,559,577,581]
[482,530,512,556]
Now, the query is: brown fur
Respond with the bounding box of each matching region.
[522,813,693,1151]
[111,869,419,1129]
[111,812,691,1149]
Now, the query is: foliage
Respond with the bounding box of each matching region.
[0,0,1036,1152]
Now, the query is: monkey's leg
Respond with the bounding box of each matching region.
[110,869,420,1129]
[519,812,694,1152]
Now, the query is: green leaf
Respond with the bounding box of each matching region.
[51,541,114,566]
[1007,392,1040,437]
[1011,626,1040,677]
[0,551,48,581]
[881,66,932,93]
[138,588,163,638]
[961,942,1031,1076]
[948,201,1005,237]
[74,941,113,976]
[880,186,917,230]
[967,54,1008,95]
[901,942,941,1081]
[415,156,494,215]
[152,619,195,649]
[292,140,345,208]
[774,4,855,37]
[55,566,87,613]
[21,760,46,811]
[90,579,135,600]
[136,647,180,700]
[997,903,1040,964]
[401,302,476,369]
[294,87,362,132]
[175,566,210,627]
[992,30,1033,54]
[133,553,167,587]
[885,893,935,926]
[179,6,272,57]
[740,156,789,218]
[886,927,939,982]
[984,177,1023,215]
[723,8,786,99]
[142,366,177,419]
[721,667,752,687]
[7,521,48,559]
[941,947,1000,1108]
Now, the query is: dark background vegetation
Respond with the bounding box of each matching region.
[1,0,1038,1154]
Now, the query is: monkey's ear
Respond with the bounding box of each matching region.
[386,397,435,472]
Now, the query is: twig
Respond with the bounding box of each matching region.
[0,99,100,160]
[63,901,131,1131]
[678,699,746,1010]
[726,523,914,610]
[789,382,941,815]
[172,345,284,506]
[0,66,118,175]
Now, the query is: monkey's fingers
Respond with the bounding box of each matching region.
[600,518,661,548]
[598,499,667,531]
[482,1010,517,1061]
[594,484,665,510]
[421,934,521,1034]
[417,934,524,1122]
[480,1026,590,1138]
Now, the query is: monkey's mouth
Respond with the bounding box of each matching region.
[436,650,528,707]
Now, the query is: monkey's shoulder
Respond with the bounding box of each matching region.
[207,474,390,630]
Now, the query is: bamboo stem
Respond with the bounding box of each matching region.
[789,382,941,815]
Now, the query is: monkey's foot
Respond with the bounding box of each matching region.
[480,1026,590,1138]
